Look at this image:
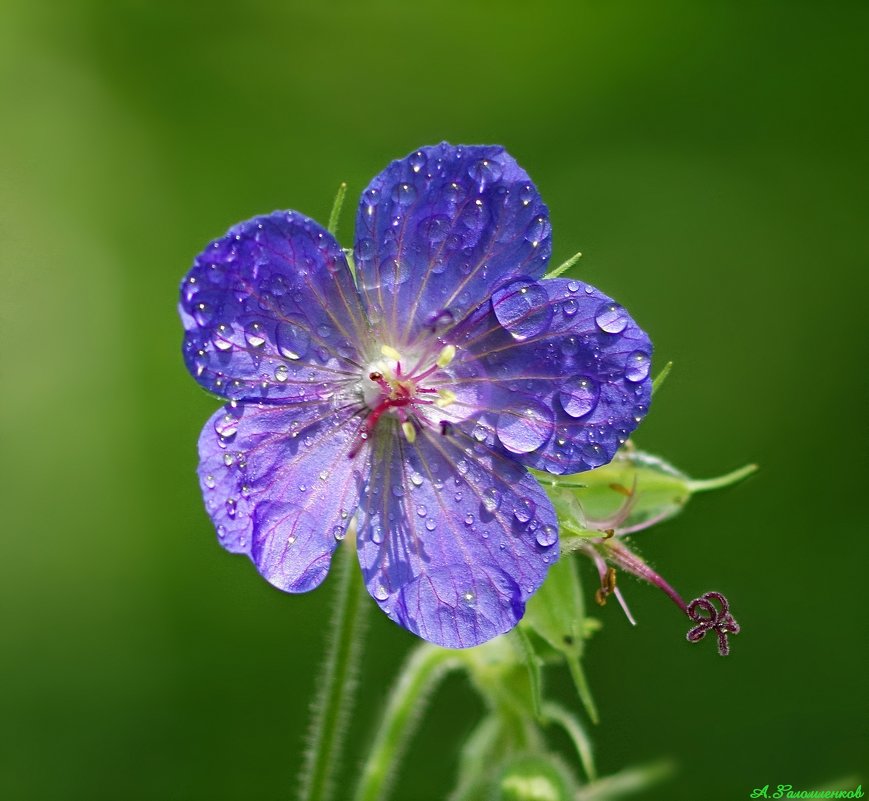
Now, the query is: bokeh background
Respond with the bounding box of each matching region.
[1,1,866,799]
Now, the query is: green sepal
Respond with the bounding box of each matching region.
[534,449,757,550]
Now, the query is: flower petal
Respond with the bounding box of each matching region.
[356,422,557,648]
[197,399,367,592]
[354,143,551,349]
[180,211,368,402]
[448,277,653,474]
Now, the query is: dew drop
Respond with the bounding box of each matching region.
[244,321,267,348]
[464,513,474,526]
[482,487,502,513]
[519,184,535,206]
[409,150,427,173]
[582,442,608,467]
[212,322,234,351]
[536,524,558,547]
[425,519,437,531]
[625,350,651,382]
[491,280,552,341]
[276,319,310,360]
[467,158,503,187]
[595,302,628,334]
[562,298,578,317]
[225,498,237,519]
[274,364,289,382]
[558,376,600,418]
[391,182,417,204]
[497,400,554,454]
[525,216,551,247]
[333,526,346,541]
[514,497,536,523]
[416,505,427,518]
[204,474,216,489]
[217,524,226,538]
[374,584,389,600]
[417,214,451,243]
[223,453,234,467]
[214,412,240,439]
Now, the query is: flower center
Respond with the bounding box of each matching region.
[349,343,457,456]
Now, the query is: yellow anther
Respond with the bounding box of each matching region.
[401,421,417,443]
[436,344,456,368]
[435,389,456,408]
[381,345,402,361]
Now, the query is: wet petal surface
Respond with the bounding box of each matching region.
[447,277,653,474]
[356,421,557,648]
[180,211,368,402]
[197,400,367,592]
[354,143,551,349]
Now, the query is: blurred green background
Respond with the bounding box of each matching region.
[1,1,866,798]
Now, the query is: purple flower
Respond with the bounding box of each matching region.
[179,143,652,648]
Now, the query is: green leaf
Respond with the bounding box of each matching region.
[513,627,543,722]
[522,558,599,723]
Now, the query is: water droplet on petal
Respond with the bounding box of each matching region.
[277,319,310,360]
[525,216,551,248]
[497,399,554,454]
[536,524,558,547]
[212,322,234,351]
[519,184,535,206]
[214,412,240,439]
[217,524,226,538]
[582,442,608,467]
[558,376,600,418]
[482,487,502,513]
[204,474,216,489]
[595,302,628,334]
[274,364,289,382]
[416,505,427,517]
[625,350,651,382]
[225,498,237,518]
[491,280,552,341]
[562,298,578,317]
[514,497,536,523]
[425,519,436,531]
[391,182,417,205]
[244,321,267,348]
[374,584,389,600]
[468,157,503,188]
[409,150,427,173]
[333,526,346,541]
[417,214,451,244]
[464,513,474,526]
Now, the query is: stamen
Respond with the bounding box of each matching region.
[401,421,417,443]
[435,389,456,408]
[436,344,456,368]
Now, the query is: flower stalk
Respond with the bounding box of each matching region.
[298,530,368,801]
[353,644,462,801]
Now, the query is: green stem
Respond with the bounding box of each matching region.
[353,644,463,801]
[298,538,368,801]
[327,182,348,236]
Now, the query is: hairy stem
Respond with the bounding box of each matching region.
[353,644,463,801]
[298,537,368,801]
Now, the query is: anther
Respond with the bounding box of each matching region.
[435,389,456,408]
[436,344,456,368]
[401,421,417,443]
